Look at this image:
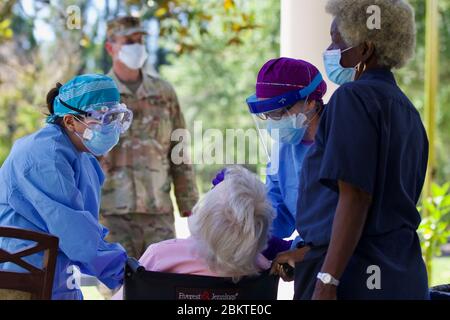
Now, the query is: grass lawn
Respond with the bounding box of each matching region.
[80,256,450,300]
[81,286,105,300]
[431,256,450,287]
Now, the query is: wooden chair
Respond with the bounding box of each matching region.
[0,227,58,300]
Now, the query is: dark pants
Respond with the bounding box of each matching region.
[294,232,430,300]
[294,248,326,300]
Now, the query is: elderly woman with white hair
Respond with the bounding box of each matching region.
[112,166,274,299]
[273,0,429,300]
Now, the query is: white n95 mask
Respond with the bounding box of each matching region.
[118,43,148,70]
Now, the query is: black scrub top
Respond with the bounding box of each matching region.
[297,68,429,299]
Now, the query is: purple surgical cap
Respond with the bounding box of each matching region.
[256,57,327,101]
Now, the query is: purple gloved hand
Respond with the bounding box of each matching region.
[262,236,293,261]
[211,169,227,188]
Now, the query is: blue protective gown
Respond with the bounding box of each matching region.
[0,124,127,299]
[266,142,312,239]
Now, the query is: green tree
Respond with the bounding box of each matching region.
[0,0,449,191]
[395,0,450,184]
[0,0,261,168]
[160,0,280,191]
[418,183,450,283]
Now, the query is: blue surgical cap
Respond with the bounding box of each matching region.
[46,74,120,123]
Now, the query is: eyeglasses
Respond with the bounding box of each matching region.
[256,104,296,121]
[257,103,323,123]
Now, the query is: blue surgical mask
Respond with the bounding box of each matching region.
[267,113,308,145]
[75,120,121,156]
[323,48,356,85]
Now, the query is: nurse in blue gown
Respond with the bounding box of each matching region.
[245,58,327,260]
[0,74,133,299]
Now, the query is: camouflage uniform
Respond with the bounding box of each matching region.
[100,17,199,259]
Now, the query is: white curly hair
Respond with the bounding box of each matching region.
[188,166,275,281]
[326,0,416,69]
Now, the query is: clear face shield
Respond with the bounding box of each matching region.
[246,73,323,174]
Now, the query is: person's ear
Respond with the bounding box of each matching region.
[105,41,114,57]
[63,115,76,132]
[307,100,317,109]
[361,41,375,64]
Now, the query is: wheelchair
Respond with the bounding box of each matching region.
[122,257,450,300]
[430,284,450,300]
[123,258,280,300]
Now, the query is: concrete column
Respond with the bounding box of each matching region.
[280,0,337,101]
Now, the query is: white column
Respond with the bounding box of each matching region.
[280,0,337,101]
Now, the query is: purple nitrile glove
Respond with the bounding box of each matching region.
[211,169,226,188]
[262,236,293,261]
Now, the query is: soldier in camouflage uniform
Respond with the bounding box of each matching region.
[102,16,199,259]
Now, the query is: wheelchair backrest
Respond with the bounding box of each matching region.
[124,258,279,300]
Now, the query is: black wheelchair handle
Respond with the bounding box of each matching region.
[127,257,145,273]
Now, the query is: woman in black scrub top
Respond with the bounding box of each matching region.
[273,0,430,300]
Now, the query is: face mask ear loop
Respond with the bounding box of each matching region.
[306,104,321,127]
[341,45,363,74]
[72,117,96,141]
[300,95,314,128]
[341,46,354,54]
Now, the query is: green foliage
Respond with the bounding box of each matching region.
[0,0,278,190]
[418,183,450,283]
[0,0,15,42]
[160,0,280,191]
[102,0,262,56]
[0,0,449,196]
[395,0,450,184]
[0,19,13,41]
[431,257,450,286]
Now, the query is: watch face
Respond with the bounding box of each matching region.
[323,274,331,283]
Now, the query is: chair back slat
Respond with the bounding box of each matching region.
[0,248,43,274]
[0,227,59,300]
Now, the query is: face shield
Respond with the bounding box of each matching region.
[246,73,323,169]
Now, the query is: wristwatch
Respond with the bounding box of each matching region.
[317,272,340,286]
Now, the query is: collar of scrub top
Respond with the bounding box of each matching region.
[246,72,323,115]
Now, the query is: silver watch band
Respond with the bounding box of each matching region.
[317,272,340,286]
